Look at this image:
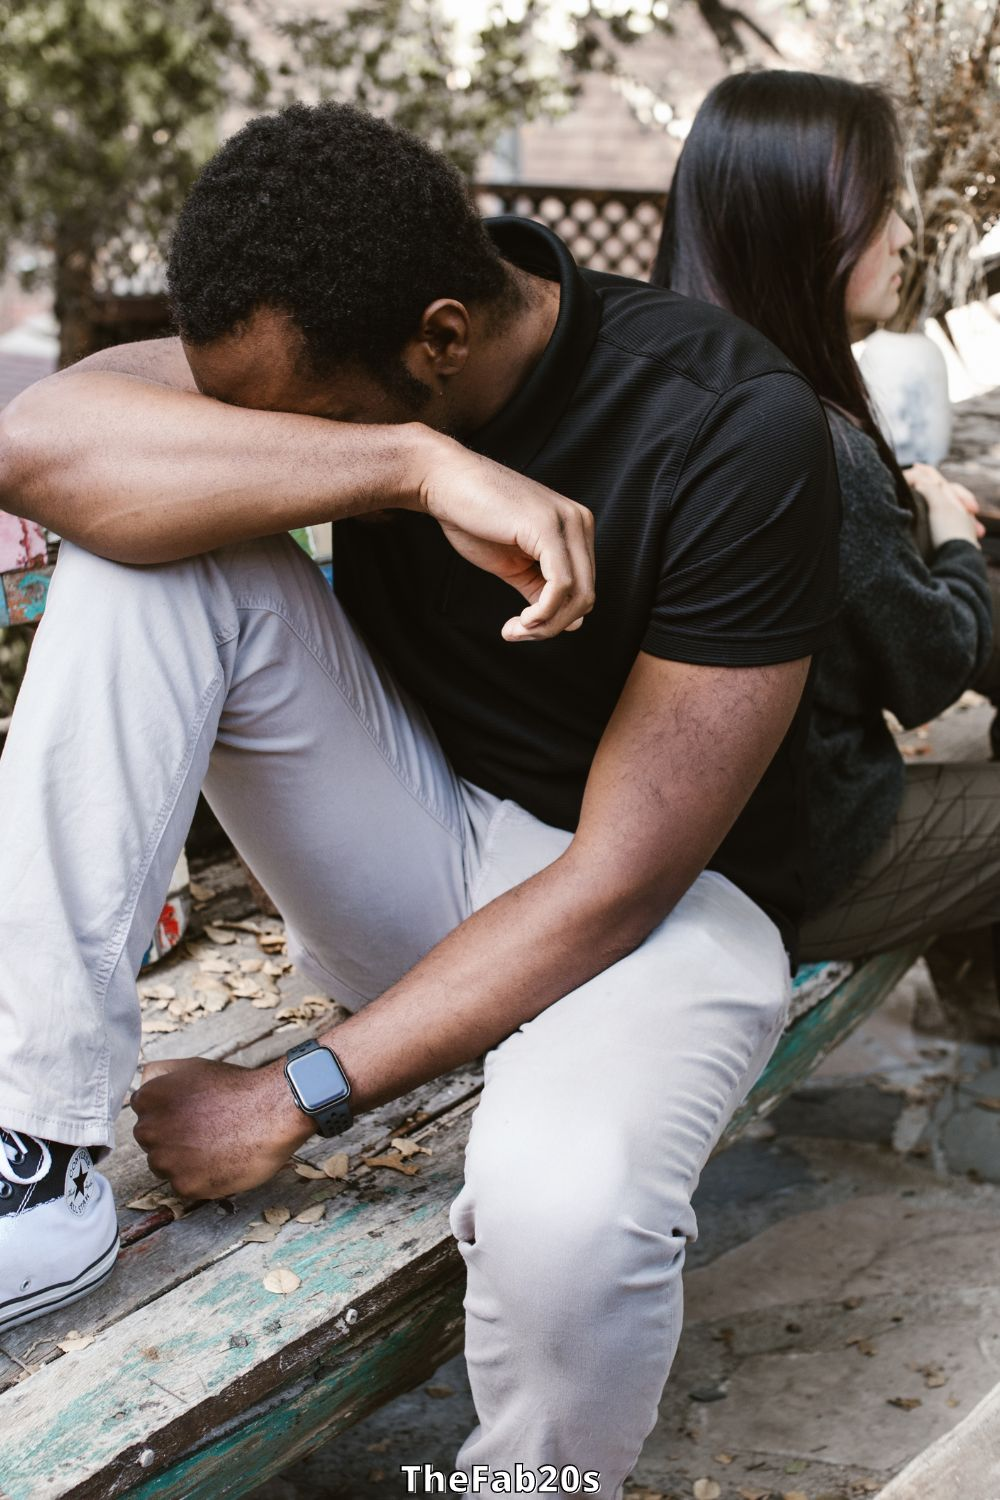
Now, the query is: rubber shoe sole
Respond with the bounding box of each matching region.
[0,1227,120,1334]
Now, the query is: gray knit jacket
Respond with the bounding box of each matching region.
[805,410,994,914]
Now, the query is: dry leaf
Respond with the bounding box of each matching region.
[257,933,287,953]
[127,1192,165,1211]
[205,925,237,945]
[783,1493,808,1500]
[263,958,293,977]
[226,977,262,997]
[424,1383,454,1399]
[263,1205,291,1226]
[263,1268,300,1295]
[198,957,235,975]
[168,995,198,1018]
[888,1396,922,1411]
[294,1203,326,1224]
[713,1454,734,1465]
[293,1162,327,1180]
[202,990,229,1013]
[390,1137,431,1158]
[363,1153,419,1175]
[739,1490,770,1500]
[320,1152,350,1180]
[193,972,228,992]
[251,995,280,1009]
[974,1097,1000,1111]
[692,1481,721,1500]
[239,958,265,973]
[189,880,215,902]
[140,983,176,1002]
[243,1222,280,1244]
[141,1017,179,1034]
[57,1332,95,1353]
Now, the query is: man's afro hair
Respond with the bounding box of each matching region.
[167,102,510,380]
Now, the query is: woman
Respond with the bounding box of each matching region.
[652,69,1000,962]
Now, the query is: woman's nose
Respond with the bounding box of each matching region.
[892,210,914,251]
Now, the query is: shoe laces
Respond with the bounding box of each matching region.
[0,1128,52,1186]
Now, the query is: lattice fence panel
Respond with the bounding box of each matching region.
[476,183,667,280]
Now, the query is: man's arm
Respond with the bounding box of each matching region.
[0,338,594,641]
[132,650,809,1198]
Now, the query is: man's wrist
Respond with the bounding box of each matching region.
[390,422,455,517]
[262,1058,315,1150]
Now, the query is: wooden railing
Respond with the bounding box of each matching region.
[476,182,666,279]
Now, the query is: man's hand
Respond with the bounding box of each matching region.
[130,1057,310,1199]
[412,433,596,642]
[0,338,596,642]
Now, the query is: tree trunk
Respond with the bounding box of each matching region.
[54,224,96,369]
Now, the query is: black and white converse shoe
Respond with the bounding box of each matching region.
[0,1129,119,1333]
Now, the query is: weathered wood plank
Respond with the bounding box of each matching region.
[0,1067,481,1387]
[128,1257,466,1500]
[0,1104,471,1499]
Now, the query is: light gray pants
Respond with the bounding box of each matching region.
[0,535,791,1497]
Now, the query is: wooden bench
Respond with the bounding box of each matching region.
[0,833,926,1498]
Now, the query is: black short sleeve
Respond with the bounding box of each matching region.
[642,370,841,666]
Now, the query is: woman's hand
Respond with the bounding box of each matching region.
[904,463,984,550]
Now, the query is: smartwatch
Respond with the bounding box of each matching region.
[283,1040,353,1138]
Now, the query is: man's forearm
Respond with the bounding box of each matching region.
[303,848,668,1119]
[0,371,428,564]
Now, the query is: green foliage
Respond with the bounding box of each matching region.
[0,1,268,289]
[816,0,1000,324]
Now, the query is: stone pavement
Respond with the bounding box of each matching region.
[247,940,1000,1500]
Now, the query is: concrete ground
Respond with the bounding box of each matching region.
[248,950,1000,1500]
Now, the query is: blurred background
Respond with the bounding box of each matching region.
[1,0,999,781]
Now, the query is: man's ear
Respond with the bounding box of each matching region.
[406,299,472,389]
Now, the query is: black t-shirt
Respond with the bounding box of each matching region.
[335,218,840,962]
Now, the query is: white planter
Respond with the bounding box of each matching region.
[857,328,953,466]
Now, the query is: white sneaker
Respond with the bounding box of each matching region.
[0,1129,120,1333]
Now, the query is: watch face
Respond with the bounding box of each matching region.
[288,1048,350,1110]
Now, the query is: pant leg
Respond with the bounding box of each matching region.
[800,760,1000,961]
[0,534,489,1149]
[450,803,791,1499]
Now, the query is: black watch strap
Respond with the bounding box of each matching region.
[285,1040,354,1138]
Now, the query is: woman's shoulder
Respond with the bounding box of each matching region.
[823,406,902,511]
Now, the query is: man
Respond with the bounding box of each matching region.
[0,104,838,1493]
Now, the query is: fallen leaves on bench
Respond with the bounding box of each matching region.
[263,1268,300,1295]
[243,1222,281,1244]
[294,1202,326,1224]
[363,1152,420,1176]
[204,925,237,945]
[126,1188,193,1220]
[57,1332,96,1354]
[319,1151,350,1179]
[390,1137,431,1158]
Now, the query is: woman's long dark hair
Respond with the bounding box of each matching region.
[652,70,909,494]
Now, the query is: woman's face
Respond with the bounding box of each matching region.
[845,207,914,339]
